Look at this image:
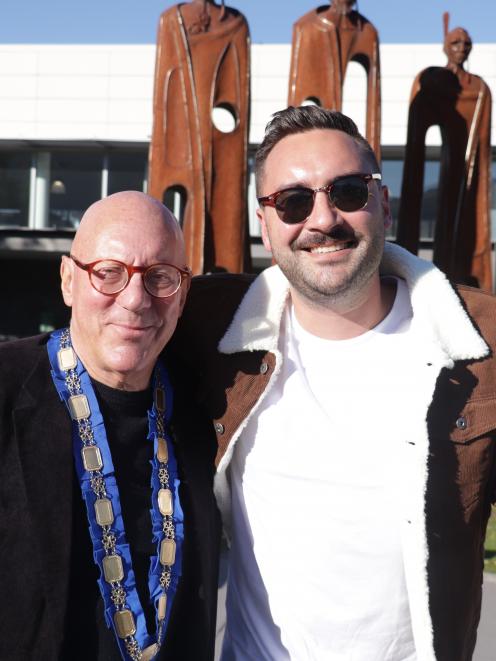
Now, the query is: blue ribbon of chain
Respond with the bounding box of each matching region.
[47,328,184,659]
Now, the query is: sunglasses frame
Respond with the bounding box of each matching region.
[70,255,192,298]
[257,172,382,224]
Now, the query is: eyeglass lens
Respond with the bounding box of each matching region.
[275,175,370,224]
[90,261,181,297]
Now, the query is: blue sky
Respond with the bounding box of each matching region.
[2,0,495,44]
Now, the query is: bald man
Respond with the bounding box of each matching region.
[0,192,220,661]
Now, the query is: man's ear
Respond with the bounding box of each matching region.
[60,255,74,307]
[258,207,272,253]
[381,185,393,230]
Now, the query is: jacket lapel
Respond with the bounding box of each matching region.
[13,347,74,637]
[165,366,221,656]
[218,242,488,361]
[173,418,218,588]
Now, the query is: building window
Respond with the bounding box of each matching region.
[419,160,440,240]
[0,152,30,228]
[381,159,402,240]
[108,152,147,196]
[381,157,440,241]
[49,152,103,229]
[0,256,69,339]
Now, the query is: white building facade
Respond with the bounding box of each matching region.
[1,42,496,335]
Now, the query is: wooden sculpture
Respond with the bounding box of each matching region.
[288,0,381,161]
[148,0,250,274]
[397,13,492,290]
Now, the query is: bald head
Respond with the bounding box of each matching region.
[61,191,190,390]
[72,191,185,264]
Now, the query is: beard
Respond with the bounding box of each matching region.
[272,224,385,309]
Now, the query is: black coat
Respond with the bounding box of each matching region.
[0,334,220,661]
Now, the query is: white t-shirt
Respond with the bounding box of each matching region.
[222,278,421,661]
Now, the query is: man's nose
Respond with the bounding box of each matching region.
[305,189,342,231]
[116,272,152,310]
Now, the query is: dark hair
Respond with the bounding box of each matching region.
[254,105,380,194]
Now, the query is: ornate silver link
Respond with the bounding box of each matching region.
[66,371,81,395]
[156,413,165,438]
[90,475,107,497]
[103,531,117,553]
[162,518,174,537]
[111,585,127,607]
[79,419,94,443]
[159,568,171,590]
[60,328,71,350]
[125,638,142,660]
[158,467,169,485]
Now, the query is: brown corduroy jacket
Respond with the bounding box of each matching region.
[171,242,496,661]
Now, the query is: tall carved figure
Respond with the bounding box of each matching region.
[288,0,381,160]
[397,14,492,290]
[149,0,250,274]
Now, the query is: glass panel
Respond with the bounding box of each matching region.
[380,159,402,240]
[163,185,186,227]
[0,257,69,340]
[381,157,440,241]
[420,160,440,240]
[49,152,102,229]
[390,158,495,242]
[107,152,147,196]
[0,152,30,228]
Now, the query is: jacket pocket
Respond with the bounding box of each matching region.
[445,397,496,444]
[429,398,496,511]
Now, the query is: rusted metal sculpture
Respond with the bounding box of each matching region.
[148,0,250,274]
[397,13,492,290]
[288,0,381,161]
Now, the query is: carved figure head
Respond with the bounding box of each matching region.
[186,0,227,33]
[329,0,357,14]
[443,12,472,67]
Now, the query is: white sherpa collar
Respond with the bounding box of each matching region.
[219,242,489,361]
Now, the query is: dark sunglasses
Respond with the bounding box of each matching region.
[257,173,382,224]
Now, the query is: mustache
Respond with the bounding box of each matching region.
[292,226,357,250]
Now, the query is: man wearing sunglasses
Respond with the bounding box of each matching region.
[175,105,496,661]
[0,191,220,660]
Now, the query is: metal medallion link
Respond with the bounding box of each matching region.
[103,531,117,553]
[158,467,169,486]
[111,585,127,607]
[160,568,171,589]
[90,475,107,497]
[79,419,94,442]
[124,638,142,660]
[162,518,174,537]
[65,371,80,395]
